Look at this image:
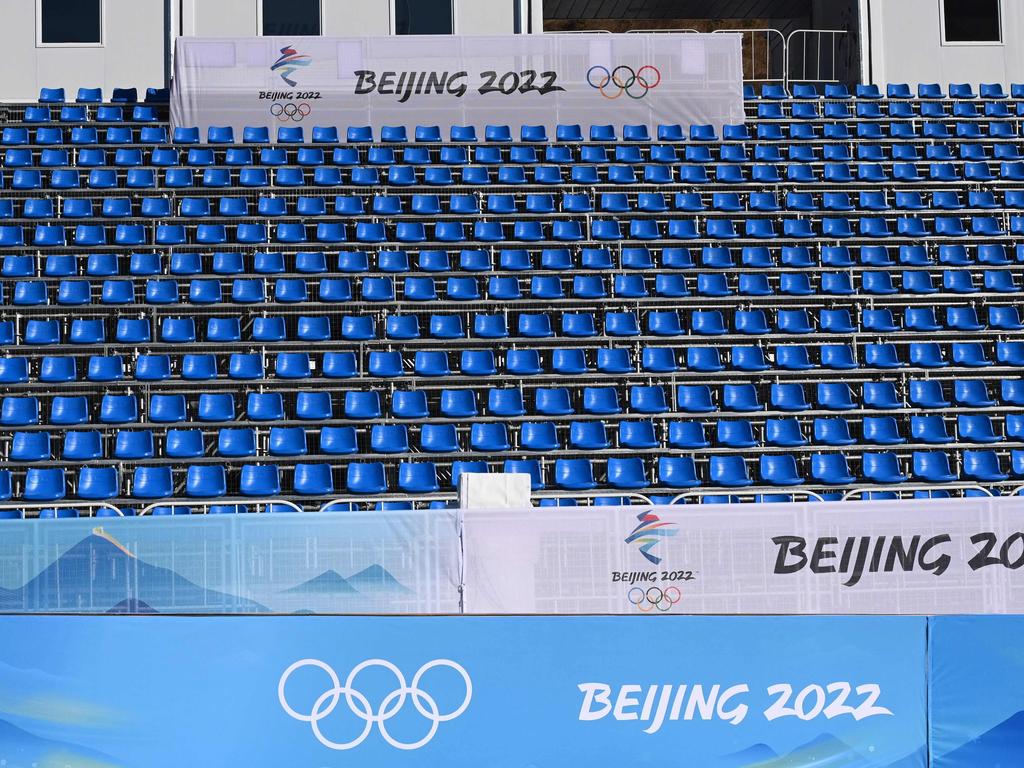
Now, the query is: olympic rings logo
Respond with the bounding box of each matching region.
[270,102,311,122]
[278,658,472,751]
[586,65,661,100]
[627,586,681,612]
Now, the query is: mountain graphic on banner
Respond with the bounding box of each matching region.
[283,565,408,595]
[0,716,123,766]
[0,530,266,613]
[106,598,157,614]
[718,743,778,766]
[348,564,408,591]
[283,569,357,594]
[729,733,889,767]
[936,710,1024,766]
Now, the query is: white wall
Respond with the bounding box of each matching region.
[183,0,256,36]
[183,0,528,37]
[0,0,165,101]
[322,0,392,36]
[0,0,534,101]
[456,0,515,35]
[866,0,1024,87]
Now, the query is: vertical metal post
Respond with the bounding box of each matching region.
[164,0,173,89]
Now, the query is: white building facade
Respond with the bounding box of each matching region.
[862,0,1023,88]
[2,0,543,101]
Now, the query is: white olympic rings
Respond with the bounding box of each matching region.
[278,657,472,750]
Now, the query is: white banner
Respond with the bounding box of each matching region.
[462,497,1024,615]
[170,33,743,138]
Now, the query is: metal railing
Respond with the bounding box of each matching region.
[625,29,699,34]
[0,484,1018,516]
[786,29,848,86]
[0,501,124,518]
[841,485,994,501]
[712,28,787,84]
[533,490,829,504]
[138,499,304,515]
[611,27,850,88]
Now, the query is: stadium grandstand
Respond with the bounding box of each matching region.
[5,76,1024,510]
[0,1,1020,766]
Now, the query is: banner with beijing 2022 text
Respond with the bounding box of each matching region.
[462,497,1024,615]
[170,33,743,138]
[0,615,924,767]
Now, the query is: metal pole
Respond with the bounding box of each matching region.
[164,0,173,89]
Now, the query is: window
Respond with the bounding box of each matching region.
[38,0,102,45]
[262,0,321,36]
[395,0,453,35]
[941,0,1001,43]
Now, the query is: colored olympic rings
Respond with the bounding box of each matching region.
[586,65,661,99]
[270,102,311,121]
[627,585,681,612]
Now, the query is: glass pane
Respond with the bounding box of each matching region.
[943,0,1000,42]
[262,0,321,36]
[396,0,453,35]
[40,0,101,44]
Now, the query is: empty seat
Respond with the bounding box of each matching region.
[862,453,907,484]
[24,468,67,501]
[709,456,752,487]
[555,459,596,490]
[296,464,336,495]
[812,454,856,485]
[761,455,804,486]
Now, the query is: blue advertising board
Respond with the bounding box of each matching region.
[930,616,1024,768]
[0,615,926,768]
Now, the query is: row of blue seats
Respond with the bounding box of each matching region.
[0,124,688,146]
[3,336,1022,383]
[5,191,1024,223]
[0,379,1019,426]
[4,269,1021,307]
[15,106,159,125]
[29,142,1024,168]
[0,448,1019,503]
[5,160,1024,191]
[753,101,1023,119]
[1,307,1013,348]
[762,83,1022,100]
[2,340,1022,383]
[33,87,166,104]
[4,214,1024,247]
[6,411,1024,463]
[9,140,1024,169]
[22,81,1024,106]
[19,82,1024,107]
[7,119,1024,150]
[4,244,1021,277]
[1,279,1016,310]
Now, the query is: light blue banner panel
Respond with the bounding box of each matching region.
[930,616,1024,767]
[0,616,925,767]
[0,512,460,614]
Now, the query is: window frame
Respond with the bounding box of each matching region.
[391,0,457,35]
[939,0,1003,46]
[257,0,323,37]
[35,0,105,48]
